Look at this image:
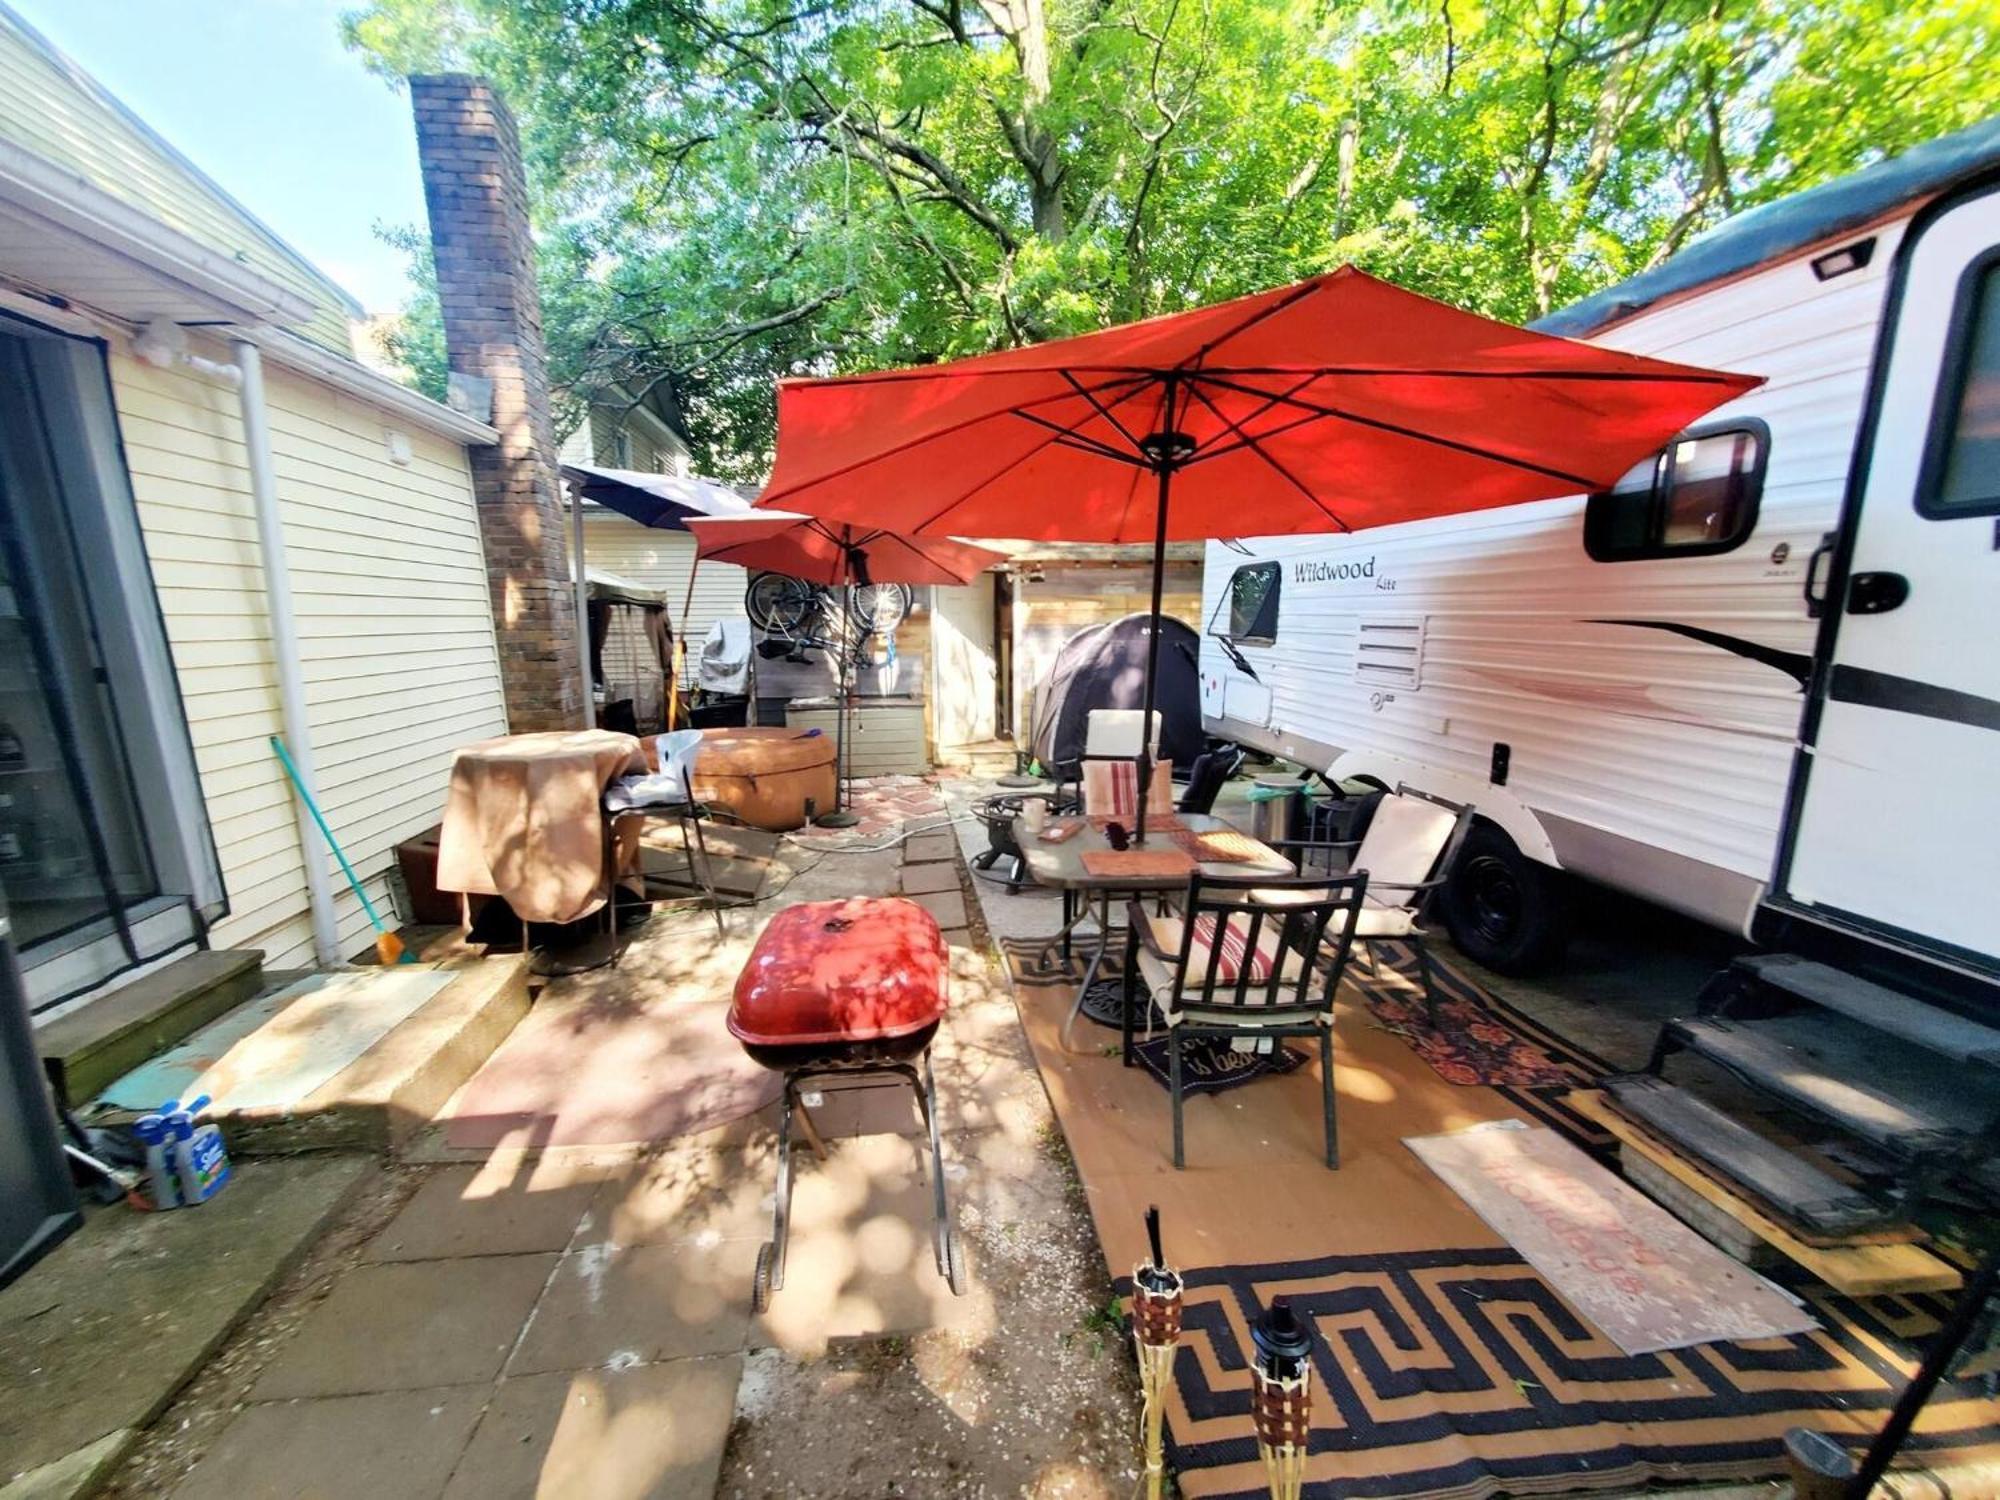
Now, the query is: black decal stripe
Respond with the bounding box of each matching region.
[1829,665,2000,734]
[1590,619,1813,685]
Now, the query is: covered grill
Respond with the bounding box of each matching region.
[729,897,964,1307]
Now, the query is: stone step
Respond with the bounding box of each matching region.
[96,956,532,1155]
[35,949,264,1106]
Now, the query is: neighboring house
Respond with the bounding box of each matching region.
[0,5,508,1008]
[559,387,750,677]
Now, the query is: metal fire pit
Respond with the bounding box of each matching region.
[727,897,964,1309]
[970,787,1076,891]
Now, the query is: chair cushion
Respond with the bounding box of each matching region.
[1353,896,1416,938]
[1082,758,1174,818]
[1353,794,1458,891]
[1131,905,1309,984]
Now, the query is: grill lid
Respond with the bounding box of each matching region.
[729,897,949,1047]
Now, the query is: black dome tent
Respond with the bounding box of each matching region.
[1029,613,1203,779]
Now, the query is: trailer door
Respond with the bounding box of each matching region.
[1778,183,2000,971]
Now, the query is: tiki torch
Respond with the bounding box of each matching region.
[1250,1295,1314,1500]
[1132,1205,1183,1500]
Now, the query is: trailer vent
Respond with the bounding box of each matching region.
[1354,616,1426,689]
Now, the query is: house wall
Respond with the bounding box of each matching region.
[580,510,745,681]
[931,575,998,749]
[107,328,506,966]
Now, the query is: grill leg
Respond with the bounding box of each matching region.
[757,1081,800,1310]
[915,1050,964,1295]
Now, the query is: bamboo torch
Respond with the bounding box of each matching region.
[1132,1205,1183,1500]
[1250,1295,1314,1500]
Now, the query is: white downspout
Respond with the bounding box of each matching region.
[233,339,342,967]
[571,480,595,728]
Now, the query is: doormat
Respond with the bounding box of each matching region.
[1405,1121,1817,1355]
[1128,1035,1306,1096]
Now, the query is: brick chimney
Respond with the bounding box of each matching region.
[410,74,583,732]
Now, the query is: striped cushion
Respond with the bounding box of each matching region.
[1082,758,1173,818]
[1191,913,1277,982]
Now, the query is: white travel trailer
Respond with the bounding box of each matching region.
[1201,121,2000,990]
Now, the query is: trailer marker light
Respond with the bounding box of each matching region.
[1810,239,1875,281]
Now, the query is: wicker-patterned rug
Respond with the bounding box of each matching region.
[1001,933,2000,1499]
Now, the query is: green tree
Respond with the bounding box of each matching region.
[346,0,2000,476]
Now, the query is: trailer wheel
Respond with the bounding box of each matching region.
[1441,822,1568,974]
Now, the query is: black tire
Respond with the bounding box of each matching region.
[749,573,819,634]
[1439,820,1569,974]
[744,571,795,632]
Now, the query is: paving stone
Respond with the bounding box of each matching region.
[508,1241,756,1374]
[902,832,958,864]
[255,1254,558,1399]
[365,1164,598,1262]
[0,1158,369,1483]
[442,1356,743,1500]
[897,861,961,896]
[746,1134,991,1355]
[574,1148,771,1250]
[907,889,967,931]
[168,1388,486,1500]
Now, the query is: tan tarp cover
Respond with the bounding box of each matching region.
[437,730,644,924]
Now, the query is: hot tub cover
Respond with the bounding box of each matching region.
[730,898,948,1047]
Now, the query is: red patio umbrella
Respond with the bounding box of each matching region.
[684,512,1004,821]
[757,266,1761,834]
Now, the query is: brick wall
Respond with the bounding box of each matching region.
[410,74,583,732]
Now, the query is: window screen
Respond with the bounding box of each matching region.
[1225,561,1281,641]
[1919,255,2000,518]
[1584,419,1768,561]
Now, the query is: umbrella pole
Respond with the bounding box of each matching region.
[1135,463,1171,842]
[812,582,862,828]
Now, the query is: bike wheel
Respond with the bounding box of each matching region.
[847,582,913,635]
[747,573,818,634]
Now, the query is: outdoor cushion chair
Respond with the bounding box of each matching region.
[602,728,726,937]
[1268,785,1474,1028]
[1080,755,1175,820]
[1120,870,1368,1169]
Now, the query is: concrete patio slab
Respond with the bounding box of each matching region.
[907,888,968,930]
[902,831,958,864]
[254,1253,557,1399]
[364,1163,598,1262]
[897,860,961,895]
[442,1356,743,1500]
[445,995,779,1150]
[575,1147,772,1251]
[509,1241,756,1374]
[166,1387,486,1500]
[0,1158,369,1498]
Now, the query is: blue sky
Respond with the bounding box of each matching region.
[17,0,427,315]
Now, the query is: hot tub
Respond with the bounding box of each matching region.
[678,727,838,831]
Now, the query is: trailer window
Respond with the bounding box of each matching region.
[1225,561,1281,641]
[1918,254,2000,518]
[1584,419,1768,561]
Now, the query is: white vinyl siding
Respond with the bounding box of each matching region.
[109,330,505,966]
[581,510,744,682]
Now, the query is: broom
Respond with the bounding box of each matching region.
[271,735,412,966]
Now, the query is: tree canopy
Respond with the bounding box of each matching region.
[346,0,1999,480]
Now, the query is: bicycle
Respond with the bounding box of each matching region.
[744,572,913,638]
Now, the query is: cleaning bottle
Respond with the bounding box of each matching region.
[131,1111,181,1210]
[165,1095,231,1205]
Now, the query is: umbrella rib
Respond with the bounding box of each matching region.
[759,371,1153,507]
[1195,371,1605,489]
[902,379,1157,535]
[1180,277,1332,372]
[1061,371,1149,453]
[1183,380,1350,530]
[1011,409,1146,464]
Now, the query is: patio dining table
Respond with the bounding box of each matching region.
[1014,811,1294,1049]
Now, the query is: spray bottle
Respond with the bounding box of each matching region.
[131,1111,181,1210]
[163,1095,231,1205]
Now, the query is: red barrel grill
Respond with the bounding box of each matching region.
[728,898,963,1308]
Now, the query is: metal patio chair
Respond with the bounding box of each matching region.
[1270,785,1474,1027]
[1121,869,1368,1168]
[603,728,726,937]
